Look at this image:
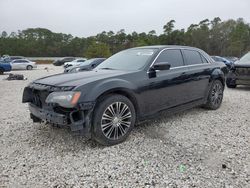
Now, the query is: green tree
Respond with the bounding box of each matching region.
[163,20,175,35]
[1,18,250,58]
[85,42,111,58]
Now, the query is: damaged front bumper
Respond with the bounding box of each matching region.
[23,84,95,138]
[28,102,95,138]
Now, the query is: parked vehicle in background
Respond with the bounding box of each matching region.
[23,45,227,145]
[224,57,239,63]
[211,56,233,69]
[1,56,25,63]
[53,57,76,66]
[226,52,250,88]
[0,62,12,74]
[63,58,87,68]
[64,58,106,73]
[11,59,37,70]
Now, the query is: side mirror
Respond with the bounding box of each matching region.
[153,62,171,71]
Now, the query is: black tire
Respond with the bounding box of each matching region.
[0,69,4,75]
[92,94,136,146]
[27,65,33,70]
[226,83,237,88]
[204,80,224,110]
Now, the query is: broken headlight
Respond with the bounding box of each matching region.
[45,91,81,108]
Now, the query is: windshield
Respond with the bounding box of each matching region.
[79,59,96,66]
[239,52,250,63]
[97,48,157,71]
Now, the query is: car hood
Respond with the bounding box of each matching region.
[34,69,132,87]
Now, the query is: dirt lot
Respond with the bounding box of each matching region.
[0,65,249,187]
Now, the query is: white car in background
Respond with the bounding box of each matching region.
[64,58,87,68]
[10,59,37,70]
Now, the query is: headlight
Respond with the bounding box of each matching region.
[45,91,81,108]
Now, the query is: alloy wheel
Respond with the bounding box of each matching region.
[211,82,223,106]
[101,102,132,140]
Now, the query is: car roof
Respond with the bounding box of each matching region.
[133,45,203,51]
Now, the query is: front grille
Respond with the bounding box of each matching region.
[31,90,50,108]
[32,92,42,107]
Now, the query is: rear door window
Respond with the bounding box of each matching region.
[182,50,203,65]
[13,60,21,63]
[155,49,184,68]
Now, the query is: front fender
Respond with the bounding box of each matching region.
[77,78,138,102]
[210,68,225,85]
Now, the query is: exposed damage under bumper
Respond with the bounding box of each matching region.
[227,66,250,86]
[22,84,95,138]
[28,102,95,138]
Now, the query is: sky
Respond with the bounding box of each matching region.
[0,0,250,37]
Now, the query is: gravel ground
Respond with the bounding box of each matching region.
[0,65,249,188]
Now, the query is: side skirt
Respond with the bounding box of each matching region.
[137,99,205,123]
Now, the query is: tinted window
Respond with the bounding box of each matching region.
[63,57,74,61]
[96,59,105,63]
[13,60,21,63]
[155,49,184,68]
[183,50,203,65]
[93,60,99,64]
[200,54,208,63]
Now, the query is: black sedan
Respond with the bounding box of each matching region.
[23,45,227,145]
[53,57,76,66]
[226,52,250,88]
[64,58,106,73]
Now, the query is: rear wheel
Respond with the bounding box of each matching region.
[27,65,33,70]
[92,95,136,146]
[0,68,4,75]
[204,80,224,110]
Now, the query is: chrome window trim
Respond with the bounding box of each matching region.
[170,63,209,70]
[147,47,211,73]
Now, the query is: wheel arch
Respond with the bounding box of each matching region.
[210,68,225,86]
[27,65,33,68]
[95,88,140,119]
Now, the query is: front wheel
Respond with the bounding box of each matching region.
[92,95,136,146]
[204,80,224,110]
[27,65,33,70]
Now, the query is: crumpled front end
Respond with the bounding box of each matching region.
[227,65,250,86]
[22,83,95,138]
